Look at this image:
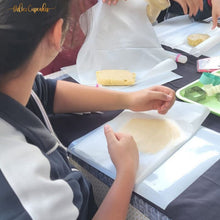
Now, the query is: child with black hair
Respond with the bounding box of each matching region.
[0,0,175,219]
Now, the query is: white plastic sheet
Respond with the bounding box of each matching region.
[154,15,220,57]
[68,101,210,185]
[75,0,179,88]
[136,127,220,209]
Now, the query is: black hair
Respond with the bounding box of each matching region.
[0,0,71,76]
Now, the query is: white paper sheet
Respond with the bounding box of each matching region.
[68,101,210,184]
[61,63,181,92]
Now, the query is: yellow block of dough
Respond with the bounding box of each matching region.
[96,70,136,86]
[187,33,210,47]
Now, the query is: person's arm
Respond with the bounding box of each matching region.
[53,80,175,115]
[93,125,139,220]
[210,0,220,29]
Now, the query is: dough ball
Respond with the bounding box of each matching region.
[187,33,210,47]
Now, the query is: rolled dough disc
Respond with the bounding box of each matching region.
[119,118,181,154]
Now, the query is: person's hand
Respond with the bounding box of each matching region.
[127,85,175,114]
[104,124,139,177]
[102,0,127,5]
[102,0,119,5]
[173,0,203,17]
[211,0,220,29]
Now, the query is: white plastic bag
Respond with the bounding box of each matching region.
[76,0,178,87]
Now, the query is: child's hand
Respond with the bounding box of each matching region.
[211,0,220,29]
[126,85,176,115]
[104,124,139,178]
[102,0,127,5]
[173,0,203,16]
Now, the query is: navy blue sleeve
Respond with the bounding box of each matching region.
[27,74,57,115]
